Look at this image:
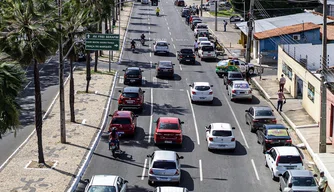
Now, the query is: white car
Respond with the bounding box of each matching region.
[194,23,209,36]
[265,146,304,180]
[189,82,214,103]
[205,123,236,151]
[197,37,209,43]
[84,175,128,192]
[198,45,216,61]
[153,41,170,55]
[227,80,252,101]
[198,40,213,48]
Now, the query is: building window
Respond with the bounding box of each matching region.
[282,62,292,80]
[308,83,315,102]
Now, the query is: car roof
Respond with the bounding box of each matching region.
[126,67,140,70]
[197,23,207,26]
[160,117,179,123]
[200,41,211,44]
[156,40,168,43]
[288,170,314,177]
[198,37,208,40]
[274,146,300,156]
[253,106,272,110]
[211,123,232,131]
[194,82,210,86]
[154,150,177,161]
[156,186,188,192]
[264,124,285,129]
[123,87,140,93]
[90,175,117,186]
[159,61,172,64]
[112,110,132,117]
[233,80,248,84]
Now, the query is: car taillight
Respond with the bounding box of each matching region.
[228,80,231,84]
[272,119,277,123]
[118,97,123,104]
[253,119,259,122]
[232,90,236,93]
[124,74,127,78]
[192,91,196,95]
[193,55,196,58]
[265,139,272,144]
[149,169,153,174]
[248,90,252,94]
[179,55,183,58]
[231,137,235,141]
[276,156,280,166]
[136,98,141,101]
[286,139,292,143]
[175,170,179,175]
[209,137,213,141]
[209,91,213,95]
[156,133,162,136]
[157,68,161,71]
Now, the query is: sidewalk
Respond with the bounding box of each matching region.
[252,75,334,191]
[0,3,132,192]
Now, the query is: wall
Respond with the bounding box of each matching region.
[327,90,334,144]
[278,46,321,123]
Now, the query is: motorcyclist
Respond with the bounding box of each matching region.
[109,127,120,150]
[156,7,160,14]
[131,39,136,49]
[141,33,145,40]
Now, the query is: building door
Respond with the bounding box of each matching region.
[295,75,303,99]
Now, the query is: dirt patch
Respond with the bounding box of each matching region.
[26,160,57,169]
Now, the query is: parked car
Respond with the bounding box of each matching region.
[279,170,318,192]
[198,45,216,61]
[189,82,214,103]
[265,146,304,181]
[181,8,190,17]
[108,110,137,136]
[153,117,184,146]
[118,87,145,111]
[230,15,244,23]
[257,124,291,153]
[223,71,244,89]
[197,37,209,44]
[245,106,277,132]
[201,3,210,11]
[189,15,200,24]
[191,19,202,30]
[205,123,236,151]
[141,0,149,4]
[227,80,252,101]
[84,175,128,192]
[155,61,175,78]
[147,151,184,185]
[153,41,170,55]
[155,186,189,192]
[123,67,143,85]
[194,23,209,37]
[176,48,196,64]
[174,0,185,6]
[198,40,213,48]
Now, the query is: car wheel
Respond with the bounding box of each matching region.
[154,52,157,55]
[223,80,226,85]
[272,170,278,181]
[250,123,256,133]
[279,183,282,191]
[148,180,152,186]
[265,158,268,167]
[262,146,267,154]
[257,136,260,144]
[208,147,212,152]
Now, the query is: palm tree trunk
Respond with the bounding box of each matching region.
[69,58,75,122]
[86,51,91,93]
[33,59,45,164]
[94,51,98,72]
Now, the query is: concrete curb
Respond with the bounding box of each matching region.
[119,3,134,64]
[250,78,271,101]
[67,71,118,192]
[0,66,75,171]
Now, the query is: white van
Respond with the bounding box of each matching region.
[142,0,149,4]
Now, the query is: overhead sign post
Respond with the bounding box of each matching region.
[85,33,120,51]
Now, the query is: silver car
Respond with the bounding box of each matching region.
[227,80,252,101]
[147,150,184,185]
[279,170,318,192]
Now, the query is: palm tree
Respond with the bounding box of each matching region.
[0,54,26,139]
[0,0,58,164]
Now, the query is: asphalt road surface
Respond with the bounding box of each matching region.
[80,1,279,191]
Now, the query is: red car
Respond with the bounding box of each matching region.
[153,117,184,146]
[109,110,137,136]
[118,87,145,112]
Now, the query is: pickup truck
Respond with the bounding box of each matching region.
[215,59,255,77]
[176,48,196,64]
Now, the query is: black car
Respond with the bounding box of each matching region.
[245,106,277,132]
[181,8,190,17]
[224,71,244,89]
[123,67,143,85]
[176,48,196,64]
[155,61,175,78]
[257,124,292,153]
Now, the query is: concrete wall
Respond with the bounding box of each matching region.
[278,46,321,123]
[327,90,334,144]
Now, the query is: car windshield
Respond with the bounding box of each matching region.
[153,161,176,169]
[111,117,131,124]
[234,83,249,88]
[126,69,140,75]
[267,129,289,137]
[212,130,232,137]
[201,42,211,46]
[202,46,214,51]
[195,86,210,91]
[159,62,172,67]
[278,156,302,164]
[291,176,317,187]
[87,186,116,192]
[197,25,208,29]
[159,122,179,130]
[229,73,243,78]
[255,110,273,116]
[181,49,193,53]
[157,42,168,46]
[122,92,139,98]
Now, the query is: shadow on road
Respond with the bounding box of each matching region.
[209,141,247,156]
[156,135,195,152]
[152,103,189,115]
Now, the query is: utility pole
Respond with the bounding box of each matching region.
[320,0,328,153]
[215,0,217,31]
[200,0,203,17]
[246,0,255,63]
[58,0,66,143]
[243,0,246,21]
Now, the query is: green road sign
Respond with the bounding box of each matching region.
[85,33,120,51]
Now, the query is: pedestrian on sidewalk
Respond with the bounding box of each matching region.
[194,40,199,54]
[223,20,227,32]
[277,89,286,112]
[279,74,286,92]
[318,171,328,192]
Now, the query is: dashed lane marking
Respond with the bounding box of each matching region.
[173,44,176,49]
[186,90,200,145]
[141,158,148,180]
[251,159,260,181]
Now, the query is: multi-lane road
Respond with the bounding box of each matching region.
[81,1,279,191]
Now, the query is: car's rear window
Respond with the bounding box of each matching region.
[126,69,140,75]
[202,46,214,51]
[153,161,176,169]
[229,73,243,78]
[195,86,210,91]
[278,156,302,164]
[212,130,232,137]
[122,92,139,98]
[181,49,193,53]
[157,42,168,46]
[111,117,131,124]
[234,83,249,88]
[87,186,116,192]
[267,129,288,137]
[159,122,179,130]
[198,37,208,42]
[255,110,273,116]
[291,177,317,187]
[197,25,208,29]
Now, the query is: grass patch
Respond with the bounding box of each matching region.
[77,90,95,94]
[91,70,116,76]
[209,8,238,17]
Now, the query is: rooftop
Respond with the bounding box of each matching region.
[320,25,334,40]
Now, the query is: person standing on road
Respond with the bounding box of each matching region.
[279,74,286,92]
[223,20,227,32]
[194,40,199,54]
[318,171,328,192]
[277,89,286,112]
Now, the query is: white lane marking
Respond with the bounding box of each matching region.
[141,158,148,180]
[173,44,176,49]
[199,159,203,181]
[119,76,124,84]
[222,93,249,148]
[166,22,169,25]
[168,27,170,30]
[251,159,260,180]
[186,90,200,145]
[169,32,172,35]
[171,38,174,42]
[39,67,44,72]
[149,37,151,41]
[81,119,86,125]
[149,52,152,57]
[149,45,151,49]
[148,88,153,143]
[150,61,153,68]
[148,26,150,30]
[24,81,32,90]
[149,31,150,35]
[142,77,146,85]
[179,65,182,71]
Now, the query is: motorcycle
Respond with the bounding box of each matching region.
[109,140,120,157]
[156,12,159,16]
[140,38,145,45]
